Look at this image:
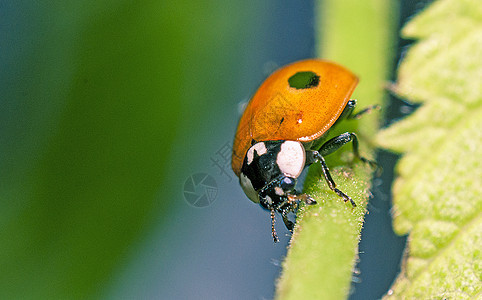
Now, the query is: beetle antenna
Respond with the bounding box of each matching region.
[270,209,279,243]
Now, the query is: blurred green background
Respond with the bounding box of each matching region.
[1,0,431,299]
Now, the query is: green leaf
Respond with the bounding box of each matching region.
[275,1,397,299]
[377,0,482,298]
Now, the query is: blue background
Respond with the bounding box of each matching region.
[1,0,433,298]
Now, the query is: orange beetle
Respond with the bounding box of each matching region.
[231,59,378,242]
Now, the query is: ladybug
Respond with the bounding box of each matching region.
[231,59,378,242]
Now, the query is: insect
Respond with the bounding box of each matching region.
[231,59,379,242]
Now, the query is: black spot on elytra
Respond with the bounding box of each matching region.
[288,71,320,89]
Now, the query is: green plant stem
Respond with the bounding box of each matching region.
[275,1,397,299]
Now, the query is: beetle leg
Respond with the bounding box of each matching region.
[334,99,357,125]
[274,198,295,232]
[318,132,378,170]
[277,193,317,232]
[335,99,380,124]
[270,208,279,243]
[287,193,317,206]
[281,212,294,232]
[306,150,356,207]
[305,149,319,166]
[348,104,381,120]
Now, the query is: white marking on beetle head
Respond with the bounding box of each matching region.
[265,195,273,205]
[240,172,259,203]
[276,141,305,178]
[274,186,284,196]
[246,142,268,165]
